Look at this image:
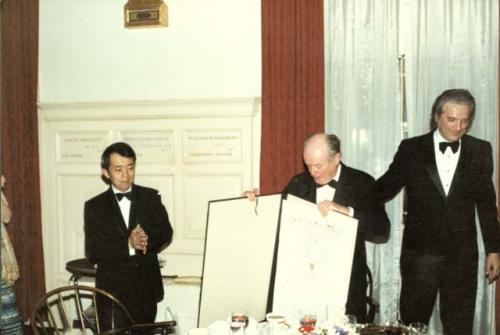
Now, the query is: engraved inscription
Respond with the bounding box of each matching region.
[58,132,107,163]
[120,131,174,164]
[183,130,242,162]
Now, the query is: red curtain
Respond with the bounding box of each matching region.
[497,4,500,327]
[1,0,45,320]
[260,0,325,194]
[495,13,500,334]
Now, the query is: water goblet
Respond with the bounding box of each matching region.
[299,313,317,334]
[265,313,287,335]
[409,322,428,335]
[230,311,249,335]
[344,315,358,333]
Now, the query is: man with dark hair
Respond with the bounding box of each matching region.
[85,142,173,330]
[374,88,500,333]
[246,133,390,323]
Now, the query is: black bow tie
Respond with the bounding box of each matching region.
[116,192,132,201]
[439,141,460,154]
[316,179,338,188]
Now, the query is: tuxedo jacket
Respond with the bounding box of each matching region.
[84,184,173,308]
[375,132,500,260]
[280,162,390,317]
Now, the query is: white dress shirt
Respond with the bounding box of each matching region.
[112,186,135,255]
[434,130,460,196]
[315,164,354,217]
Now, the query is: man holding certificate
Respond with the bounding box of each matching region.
[246,133,390,323]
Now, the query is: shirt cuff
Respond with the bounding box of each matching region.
[348,207,354,217]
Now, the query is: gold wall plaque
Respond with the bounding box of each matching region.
[124,0,168,28]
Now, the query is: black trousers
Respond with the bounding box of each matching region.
[345,275,368,324]
[129,302,158,324]
[98,298,157,331]
[399,252,477,335]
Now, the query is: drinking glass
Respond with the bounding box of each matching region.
[344,314,358,333]
[265,313,287,335]
[229,311,249,335]
[299,313,317,333]
[409,322,428,335]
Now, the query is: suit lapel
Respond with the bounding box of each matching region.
[129,185,138,231]
[106,188,129,237]
[422,133,447,199]
[304,180,316,203]
[446,136,469,202]
[333,163,348,205]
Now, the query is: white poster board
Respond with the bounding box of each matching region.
[272,194,358,324]
[198,194,282,327]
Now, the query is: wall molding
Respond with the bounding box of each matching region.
[38,98,261,121]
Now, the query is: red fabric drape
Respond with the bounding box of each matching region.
[260,0,325,194]
[1,0,45,320]
[497,4,500,327]
[497,6,500,333]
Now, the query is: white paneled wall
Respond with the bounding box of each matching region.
[39,0,261,103]
[38,98,261,335]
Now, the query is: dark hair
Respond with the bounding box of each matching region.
[325,134,341,158]
[101,142,136,170]
[429,89,475,131]
[304,133,341,159]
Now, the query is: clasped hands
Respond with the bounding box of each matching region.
[129,224,148,254]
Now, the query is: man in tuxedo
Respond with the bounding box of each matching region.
[84,142,173,329]
[246,133,390,323]
[374,89,500,334]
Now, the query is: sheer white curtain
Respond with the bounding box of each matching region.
[324,0,403,325]
[324,0,498,334]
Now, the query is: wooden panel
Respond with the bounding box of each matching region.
[38,99,261,290]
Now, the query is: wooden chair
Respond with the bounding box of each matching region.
[98,321,177,335]
[30,285,134,334]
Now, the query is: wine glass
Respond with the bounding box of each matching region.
[265,313,287,335]
[299,313,317,334]
[229,311,249,335]
[409,322,428,335]
[344,315,358,333]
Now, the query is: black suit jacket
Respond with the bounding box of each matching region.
[278,162,390,320]
[84,184,173,308]
[375,132,500,259]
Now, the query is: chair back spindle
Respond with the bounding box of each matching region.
[30,285,134,335]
